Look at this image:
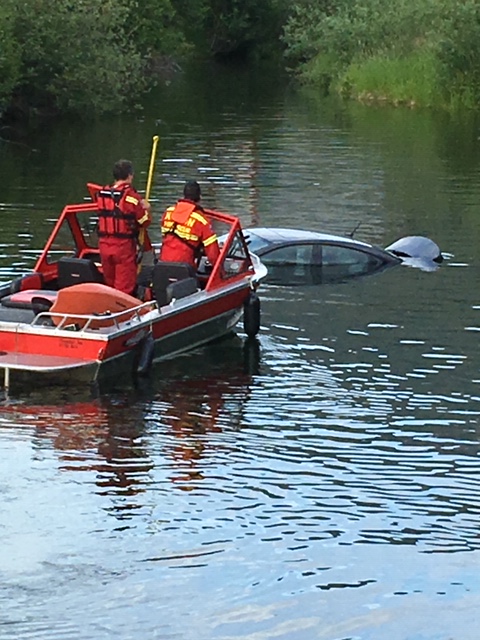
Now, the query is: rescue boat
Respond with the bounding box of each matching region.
[0,197,267,389]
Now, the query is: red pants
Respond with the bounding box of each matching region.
[99,238,137,296]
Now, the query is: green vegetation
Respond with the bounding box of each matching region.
[282,0,480,110]
[339,50,439,108]
[0,0,147,116]
[1,0,480,118]
[0,0,287,119]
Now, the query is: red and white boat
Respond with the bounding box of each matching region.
[0,196,266,389]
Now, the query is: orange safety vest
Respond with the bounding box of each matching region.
[161,201,217,250]
[96,185,138,239]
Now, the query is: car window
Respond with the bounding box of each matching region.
[243,233,272,254]
[262,244,314,265]
[323,244,369,264]
[321,244,383,276]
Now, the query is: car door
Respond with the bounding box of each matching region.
[259,243,320,284]
[320,243,386,282]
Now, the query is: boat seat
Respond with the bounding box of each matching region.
[152,261,198,307]
[166,277,199,304]
[0,289,57,311]
[9,271,44,294]
[57,257,104,288]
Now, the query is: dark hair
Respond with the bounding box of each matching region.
[113,159,134,181]
[183,180,201,202]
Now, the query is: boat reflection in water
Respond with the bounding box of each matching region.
[141,336,259,489]
[12,394,154,510]
[3,336,260,512]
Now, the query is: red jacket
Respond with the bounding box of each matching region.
[159,199,219,266]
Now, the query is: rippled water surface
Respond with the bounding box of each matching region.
[1,63,480,639]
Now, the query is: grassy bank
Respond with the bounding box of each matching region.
[337,50,440,109]
[283,0,480,111]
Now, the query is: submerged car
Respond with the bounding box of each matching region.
[241,227,443,285]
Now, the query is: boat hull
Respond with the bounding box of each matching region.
[0,289,247,389]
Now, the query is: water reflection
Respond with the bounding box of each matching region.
[145,338,257,489]
[3,396,154,511]
[1,336,258,511]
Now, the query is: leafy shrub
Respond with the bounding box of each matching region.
[283,0,480,109]
[435,0,480,105]
[201,0,289,58]
[0,5,21,111]
[0,0,290,117]
[10,0,146,114]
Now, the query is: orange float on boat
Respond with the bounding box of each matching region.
[49,282,144,329]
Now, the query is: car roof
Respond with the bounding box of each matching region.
[243,227,374,249]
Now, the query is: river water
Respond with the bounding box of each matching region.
[1,62,480,639]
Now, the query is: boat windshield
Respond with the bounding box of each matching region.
[225,230,249,261]
[41,210,99,265]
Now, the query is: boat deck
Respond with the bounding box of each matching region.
[0,306,36,325]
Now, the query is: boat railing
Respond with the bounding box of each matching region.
[31,300,158,333]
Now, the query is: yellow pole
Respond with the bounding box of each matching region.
[137,135,159,269]
[145,134,160,201]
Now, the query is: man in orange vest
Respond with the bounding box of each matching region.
[159,181,220,267]
[95,159,152,296]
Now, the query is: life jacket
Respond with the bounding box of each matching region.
[161,201,203,250]
[96,185,138,239]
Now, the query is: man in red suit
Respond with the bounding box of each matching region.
[159,181,219,268]
[95,159,152,296]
